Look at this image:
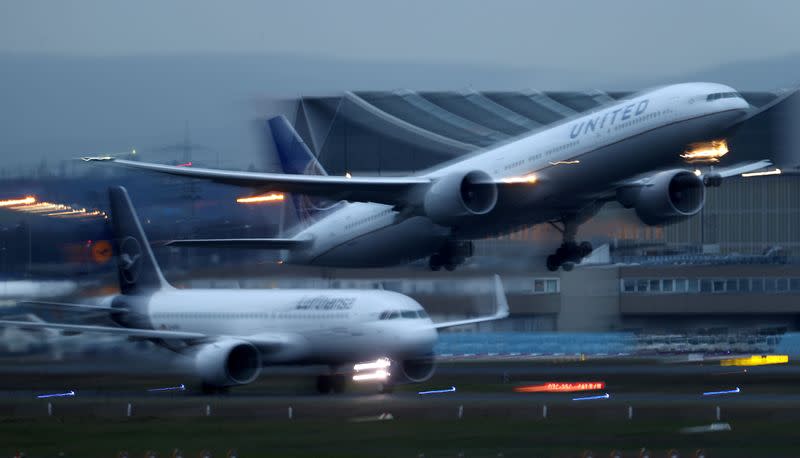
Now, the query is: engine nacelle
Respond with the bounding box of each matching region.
[423,171,498,226]
[624,170,706,226]
[193,339,261,387]
[395,356,436,383]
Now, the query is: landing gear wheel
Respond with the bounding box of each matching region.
[546,255,560,272]
[316,375,332,394]
[429,254,443,271]
[562,262,575,272]
[579,241,593,258]
[331,374,347,394]
[378,383,395,394]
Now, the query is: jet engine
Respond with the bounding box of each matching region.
[396,356,436,383]
[423,171,498,226]
[621,170,706,226]
[193,339,261,387]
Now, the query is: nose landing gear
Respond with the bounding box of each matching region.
[429,241,473,271]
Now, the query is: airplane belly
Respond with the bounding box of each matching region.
[310,217,449,267]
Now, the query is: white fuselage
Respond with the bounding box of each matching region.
[126,288,437,364]
[286,83,750,267]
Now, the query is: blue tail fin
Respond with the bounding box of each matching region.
[108,186,171,295]
[267,116,338,226]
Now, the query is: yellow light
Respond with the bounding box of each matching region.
[236,193,285,204]
[501,173,538,184]
[0,196,36,207]
[720,355,788,367]
[345,172,352,179]
[680,139,729,163]
[694,169,702,176]
[742,168,782,178]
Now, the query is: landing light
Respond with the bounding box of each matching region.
[353,369,390,382]
[236,193,285,204]
[354,357,391,372]
[680,140,728,163]
[501,173,538,184]
[742,168,781,178]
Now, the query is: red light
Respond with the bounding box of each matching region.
[514,382,605,393]
[177,162,193,167]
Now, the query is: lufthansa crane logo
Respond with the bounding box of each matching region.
[119,236,142,284]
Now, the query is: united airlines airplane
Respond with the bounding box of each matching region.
[0,187,508,393]
[93,83,775,271]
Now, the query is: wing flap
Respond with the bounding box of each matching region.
[0,320,207,341]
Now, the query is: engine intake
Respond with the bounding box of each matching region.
[194,339,261,387]
[626,170,706,226]
[397,356,436,383]
[424,171,498,226]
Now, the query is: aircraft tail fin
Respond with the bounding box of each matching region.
[108,186,171,295]
[267,116,339,227]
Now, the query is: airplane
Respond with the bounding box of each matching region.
[89,82,779,271]
[0,187,508,393]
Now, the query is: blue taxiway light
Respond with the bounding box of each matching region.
[418,386,456,395]
[147,384,186,392]
[572,393,610,401]
[703,387,741,396]
[36,390,75,399]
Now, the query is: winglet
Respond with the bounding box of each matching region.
[493,274,510,320]
[432,275,509,329]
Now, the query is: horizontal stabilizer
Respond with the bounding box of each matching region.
[163,237,312,250]
[20,300,126,313]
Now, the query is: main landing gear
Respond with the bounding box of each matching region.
[429,241,473,271]
[546,219,593,272]
[316,374,347,394]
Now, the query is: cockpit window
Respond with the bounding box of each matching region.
[401,310,417,319]
[417,310,429,319]
[387,311,399,320]
[706,92,742,102]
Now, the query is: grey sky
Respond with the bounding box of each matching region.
[2,0,800,77]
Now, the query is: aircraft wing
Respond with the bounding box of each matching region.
[98,159,431,207]
[20,300,127,313]
[433,275,509,330]
[0,319,207,341]
[620,160,776,188]
[163,237,312,250]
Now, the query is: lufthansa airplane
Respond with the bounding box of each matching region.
[92,83,775,271]
[0,187,508,393]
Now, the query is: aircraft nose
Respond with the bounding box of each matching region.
[394,324,437,355]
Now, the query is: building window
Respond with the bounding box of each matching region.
[700,279,713,293]
[675,279,688,293]
[739,278,750,292]
[636,279,648,292]
[726,279,738,293]
[688,279,699,293]
[765,278,777,293]
[662,279,674,292]
[777,278,789,293]
[751,278,764,293]
[623,279,635,292]
[545,279,559,293]
[791,278,800,292]
[649,279,660,292]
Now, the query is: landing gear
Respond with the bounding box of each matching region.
[316,374,347,394]
[429,241,473,271]
[546,219,594,272]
